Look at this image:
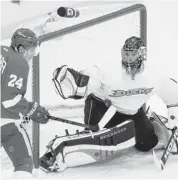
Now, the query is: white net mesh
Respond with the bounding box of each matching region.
[37,3,141,159]
[30,2,142,159]
[38,6,140,117]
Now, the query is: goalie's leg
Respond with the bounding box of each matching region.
[84,93,109,128]
[40,120,135,172]
[84,94,158,151]
[132,108,159,151]
[84,93,124,129]
[104,107,159,152]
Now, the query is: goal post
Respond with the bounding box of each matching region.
[32,3,147,168]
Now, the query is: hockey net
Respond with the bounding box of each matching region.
[1,3,147,170]
[31,2,146,115]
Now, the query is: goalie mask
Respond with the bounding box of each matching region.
[121,36,146,80]
[52,65,89,99]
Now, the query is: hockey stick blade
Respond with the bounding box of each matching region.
[152,149,164,170]
[47,115,98,131]
[152,127,178,170]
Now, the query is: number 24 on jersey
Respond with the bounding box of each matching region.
[8,74,23,89]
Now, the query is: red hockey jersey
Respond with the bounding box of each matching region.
[1,46,31,120]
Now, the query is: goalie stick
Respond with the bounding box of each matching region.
[152,126,178,170]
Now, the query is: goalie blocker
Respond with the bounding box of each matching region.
[40,120,135,172]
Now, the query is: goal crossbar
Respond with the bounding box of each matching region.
[39,4,146,43]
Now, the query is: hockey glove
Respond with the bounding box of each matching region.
[22,102,50,124]
[52,65,89,99]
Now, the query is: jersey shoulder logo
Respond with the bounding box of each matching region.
[109,87,153,97]
[0,54,7,74]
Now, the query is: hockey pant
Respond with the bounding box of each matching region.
[1,121,33,173]
[40,120,135,172]
[84,93,158,151]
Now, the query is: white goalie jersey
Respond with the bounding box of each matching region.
[81,64,178,118]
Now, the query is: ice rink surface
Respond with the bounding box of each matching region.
[1,116,178,179]
[1,0,178,179]
[1,95,178,179]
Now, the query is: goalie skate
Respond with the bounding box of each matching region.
[40,120,135,172]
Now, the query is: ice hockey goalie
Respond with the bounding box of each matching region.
[40,36,178,172]
[40,120,135,172]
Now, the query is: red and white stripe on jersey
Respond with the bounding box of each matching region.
[2,94,22,108]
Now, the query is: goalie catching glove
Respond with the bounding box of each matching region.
[52,65,89,99]
[21,102,50,124]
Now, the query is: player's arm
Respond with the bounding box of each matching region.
[79,65,110,96]
[52,65,90,99]
[1,60,49,124]
[52,65,108,99]
[52,65,115,128]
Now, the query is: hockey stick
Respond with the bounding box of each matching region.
[47,115,98,131]
[47,105,116,131]
[152,126,178,170]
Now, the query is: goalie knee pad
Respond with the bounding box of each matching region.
[40,120,135,172]
[135,133,158,151]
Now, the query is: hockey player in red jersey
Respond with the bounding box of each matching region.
[1,28,50,177]
[40,36,178,172]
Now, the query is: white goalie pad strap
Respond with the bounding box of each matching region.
[98,105,117,129]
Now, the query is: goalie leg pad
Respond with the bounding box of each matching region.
[40,120,135,172]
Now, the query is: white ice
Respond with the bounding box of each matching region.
[1,1,178,179]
